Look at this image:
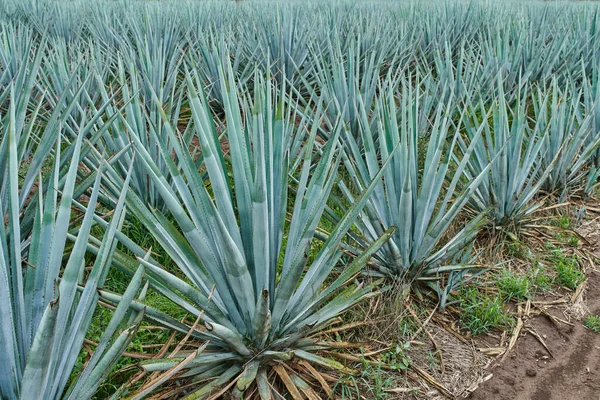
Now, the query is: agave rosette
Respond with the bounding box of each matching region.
[457,78,557,228]
[332,80,489,295]
[102,65,395,399]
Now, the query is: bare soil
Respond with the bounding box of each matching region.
[469,240,600,399]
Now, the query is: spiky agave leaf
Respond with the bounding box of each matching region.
[105,65,395,398]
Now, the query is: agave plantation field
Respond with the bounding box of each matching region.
[2,0,600,399]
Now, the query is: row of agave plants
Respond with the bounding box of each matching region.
[1,1,600,399]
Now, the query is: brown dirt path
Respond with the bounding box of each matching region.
[468,226,600,400]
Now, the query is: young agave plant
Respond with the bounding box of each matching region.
[334,81,489,289]
[582,68,600,194]
[251,10,315,87]
[107,67,394,399]
[458,79,556,228]
[431,40,495,107]
[305,37,389,139]
[534,79,599,198]
[92,59,191,213]
[0,92,144,400]
[188,35,254,109]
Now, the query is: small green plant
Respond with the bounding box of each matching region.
[334,375,360,400]
[427,350,441,371]
[498,270,531,300]
[380,342,412,371]
[550,250,585,290]
[556,216,571,229]
[552,216,580,247]
[334,350,401,400]
[569,236,580,247]
[555,261,584,289]
[584,315,600,333]
[529,264,554,292]
[457,287,512,335]
[506,240,530,260]
[555,231,580,247]
[360,363,395,399]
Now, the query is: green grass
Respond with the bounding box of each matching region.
[529,264,554,293]
[551,216,580,247]
[506,239,531,260]
[380,342,412,371]
[584,315,600,333]
[394,313,421,338]
[335,365,394,399]
[567,235,580,248]
[456,287,513,335]
[498,270,531,300]
[426,350,441,371]
[555,216,571,230]
[333,345,411,399]
[547,247,585,290]
[555,260,584,290]
[119,215,176,274]
[555,232,580,248]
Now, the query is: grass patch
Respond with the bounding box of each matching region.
[506,239,531,260]
[555,260,584,290]
[547,248,585,290]
[120,216,175,273]
[556,232,580,248]
[334,344,411,399]
[529,264,554,293]
[380,342,412,371]
[497,270,531,300]
[551,216,580,247]
[555,216,571,230]
[75,215,190,398]
[584,315,600,333]
[456,287,512,336]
